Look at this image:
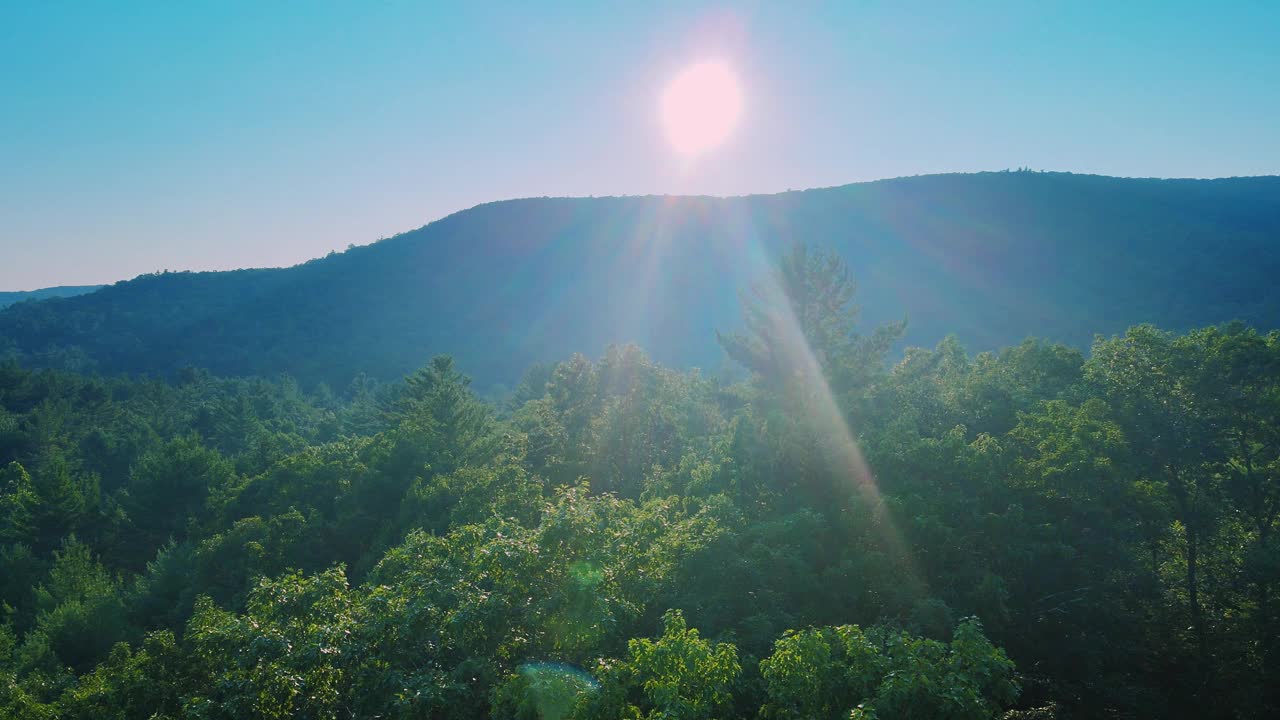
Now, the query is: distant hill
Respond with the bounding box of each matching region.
[1,171,1277,388]
[0,285,103,310]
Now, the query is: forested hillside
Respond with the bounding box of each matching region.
[2,172,1277,389]
[1,246,1276,719]
[0,287,102,311]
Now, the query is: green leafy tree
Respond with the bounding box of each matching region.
[759,624,887,719]
[55,631,190,720]
[1087,326,1225,671]
[582,610,740,720]
[185,568,364,720]
[761,619,1017,720]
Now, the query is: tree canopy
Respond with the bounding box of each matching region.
[0,244,1277,718]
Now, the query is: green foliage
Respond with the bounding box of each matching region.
[0,462,37,544]
[123,435,235,556]
[186,568,364,720]
[582,610,740,720]
[0,244,1277,718]
[26,537,128,673]
[55,631,188,720]
[388,355,501,476]
[760,619,1017,720]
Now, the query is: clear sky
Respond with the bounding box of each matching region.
[1,1,1277,290]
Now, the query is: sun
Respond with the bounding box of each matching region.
[661,60,743,155]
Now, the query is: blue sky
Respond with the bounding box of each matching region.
[1,1,1277,289]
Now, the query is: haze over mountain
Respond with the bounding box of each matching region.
[2,171,1277,389]
[0,285,103,310]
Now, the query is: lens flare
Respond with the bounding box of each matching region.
[513,662,599,720]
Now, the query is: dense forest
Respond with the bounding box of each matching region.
[0,244,1276,719]
[3,172,1278,389]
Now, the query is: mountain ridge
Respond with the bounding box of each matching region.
[0,285,104,309]
[2,171,1277,388]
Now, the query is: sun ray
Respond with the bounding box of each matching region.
[719,200,922,587]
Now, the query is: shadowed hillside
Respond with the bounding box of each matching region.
[2,171,1277,387]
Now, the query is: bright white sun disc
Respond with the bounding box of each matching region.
[661,61,742,155]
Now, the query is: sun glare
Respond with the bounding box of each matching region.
[661,60,742,155]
